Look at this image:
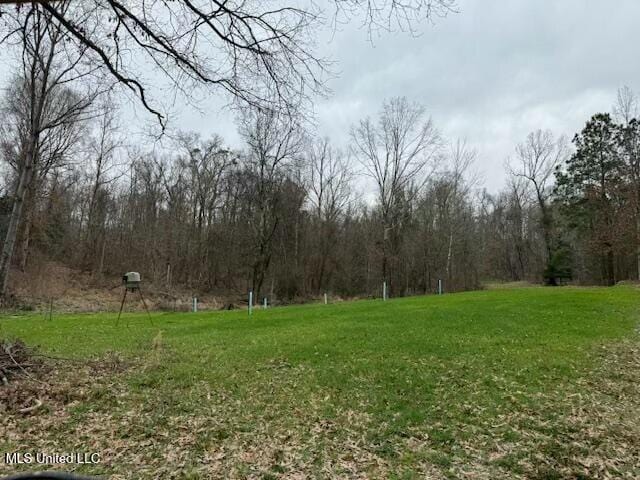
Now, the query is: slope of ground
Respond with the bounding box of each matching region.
[9,260,228,312]
[0,287,639,478]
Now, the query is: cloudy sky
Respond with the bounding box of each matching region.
[0,1,636,192]
[169,0,639,192]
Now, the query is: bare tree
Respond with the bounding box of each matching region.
[239,106,305,301]
[620,120,640,280]
[175,132,235,287]
[307,138,352,224]
[306,137,352,291]
[333,0,455,33]
[0,1,455,128]
[351,96,440,292]
[0,3,98,298]
[81,102,124,272]
[613,85,638,125]
[443,139,476,281]
[508,130,568,270]
[616,87,640,279]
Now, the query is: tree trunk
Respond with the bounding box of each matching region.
[606,248,615,286]
[251,257,267,302]
[636,197,640,280]
[0,143,36,297]
[538,199,553,262]
[98,236,107,276]
[381,221,390,294]
[82,175,102,267]
[18,220,31,272]
[317,252,327,293]
[446,229,454,281]
[14,177,39,273]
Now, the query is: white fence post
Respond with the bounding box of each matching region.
[438,279,443,295]
[192,297,198,312]
[248,291,253,315]
[263,297,267,309]
[383,281,387,301]
[324,293,328,305]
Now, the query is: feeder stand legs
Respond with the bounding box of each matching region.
[116,289,128,326]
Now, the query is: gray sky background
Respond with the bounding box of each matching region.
[169,0,639,192]
[1,0,637,193]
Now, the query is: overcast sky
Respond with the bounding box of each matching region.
[166,0,639,192]
[1,1,637,192]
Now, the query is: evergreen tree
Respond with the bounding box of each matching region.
[554,113,627,285]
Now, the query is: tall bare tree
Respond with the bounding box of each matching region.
[620,119,640,279]
[176,132,235,287]
[306,137,352,291]
[351,97,440,292]
[613,85,639,125]
[509,130,568,278]
[0,3,98,298]
[239,106,304,301]
[80,102,124,272]
[443,139,476,282]
[615,87,640,279]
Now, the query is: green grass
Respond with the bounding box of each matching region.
[1,286,639,478]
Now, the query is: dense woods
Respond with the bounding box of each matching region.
[2,86,639,304]
[0,1,638,304]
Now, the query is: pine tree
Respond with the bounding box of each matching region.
[554,113,628,285]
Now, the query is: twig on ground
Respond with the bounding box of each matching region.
[18,398,43,414]
[5,345,46,385]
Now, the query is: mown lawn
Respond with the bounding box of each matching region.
[1,286,639,479]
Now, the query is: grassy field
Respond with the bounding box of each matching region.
[1,287,639,479]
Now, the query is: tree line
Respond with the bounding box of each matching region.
[0,2,639,304]
[2,83,639,303]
